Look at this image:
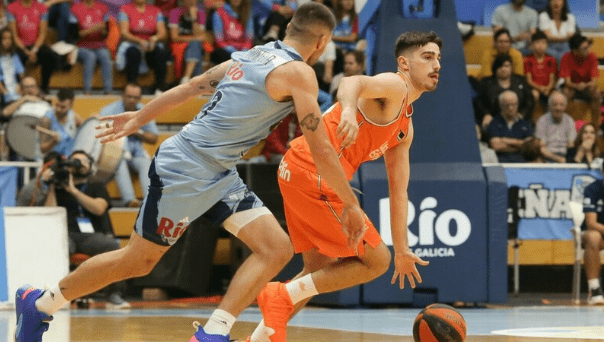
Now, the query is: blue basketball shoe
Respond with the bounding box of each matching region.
[189,321,230,342]
[15,285,53,342]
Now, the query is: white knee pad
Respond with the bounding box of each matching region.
[222,207,273,237]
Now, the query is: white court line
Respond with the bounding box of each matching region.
[492,326,604,340]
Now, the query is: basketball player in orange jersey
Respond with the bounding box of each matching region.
[251,31,442,342]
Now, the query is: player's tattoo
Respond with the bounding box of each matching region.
[300,113,320,131]
[199,65,221,90]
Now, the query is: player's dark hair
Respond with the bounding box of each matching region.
[491,53,512,76]
[394,31,442,58]
[286,2,336,40]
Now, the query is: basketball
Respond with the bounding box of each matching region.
[413,303,466,342]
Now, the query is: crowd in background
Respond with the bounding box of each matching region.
[472,0,603,165]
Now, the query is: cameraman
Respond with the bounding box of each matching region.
[18,150,130,309]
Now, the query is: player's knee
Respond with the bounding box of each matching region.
[117,248,162,278]
[367,244,391,278]
[583,230,602,250]
[271,238,294,268]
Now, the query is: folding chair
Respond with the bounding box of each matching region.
[568,201,585,304]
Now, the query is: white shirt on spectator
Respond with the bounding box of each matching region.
[492,3,538,50]
[538,12,576,39]
[534,111,576,155]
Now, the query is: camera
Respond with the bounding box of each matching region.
[49,159,83,186]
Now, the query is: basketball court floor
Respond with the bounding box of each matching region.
[0,300,602,342]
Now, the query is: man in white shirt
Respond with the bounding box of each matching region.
[534,90,576,162]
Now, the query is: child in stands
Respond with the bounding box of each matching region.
[524,31,557,108]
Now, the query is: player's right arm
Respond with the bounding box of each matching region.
[336,74,405,148]
[286,63,367,248]
[96,60,231,143]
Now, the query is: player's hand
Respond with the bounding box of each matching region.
[336,107,359,149]
[340,203,367,253]
[391,250,429,289]
[95,111,140,143]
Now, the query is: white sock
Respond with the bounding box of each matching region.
[285,274,318,305]
[250,319,274,342]
[34,285,68,315]
[588,278,601,290]
[203,309,236,336]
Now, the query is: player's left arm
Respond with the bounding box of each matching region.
[383,121,429,289]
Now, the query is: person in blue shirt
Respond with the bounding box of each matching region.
[486,90,534,162]
[582,176,604,305]
[38,89,83,157]
[99,83,158,207]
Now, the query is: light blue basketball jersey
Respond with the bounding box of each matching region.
[175,40,303,170]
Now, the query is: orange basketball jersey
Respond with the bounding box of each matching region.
[289,90,413,180]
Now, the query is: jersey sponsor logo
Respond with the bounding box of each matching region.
[369,142,389,160]
[278,159,290,182]
[226,61,244,81]
[156,216,190,244]
[379,197,472,258]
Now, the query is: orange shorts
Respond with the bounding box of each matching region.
[278,152,382,258]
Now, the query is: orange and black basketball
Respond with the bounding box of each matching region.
[413,303,466,342]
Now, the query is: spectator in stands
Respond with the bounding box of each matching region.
[16,151,62,206]
[330,49,364,97]
[486,90,534,162]
[155,0,178,21]
[42,150,131,309]
[534,91,575,162]
[99,83,157,207]
[566,123,602,164]
[259,0,296,43]
[169,0,206,84]
[492,0,538,55]
[332,0,357,52]
[478,29,524,79]
[38,89,83,156]
[313,39,335,93]
[211,0,253,65]
[1,76,51,120]
[45,0,72,43]
[539,0,575,65]
[0,28,25,106]
[524,30,557,106]
[117,0,170,94]
[582,174,604,305]
[476,54,534,131]
[475,124,499,163]
[331,0,357,76]
[0,3,8,31]
[560,34,601,128]
[71,0,113,95]
[520,136,546,162]
[7,0,59,93]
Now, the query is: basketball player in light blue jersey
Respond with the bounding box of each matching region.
[15,2,367,342]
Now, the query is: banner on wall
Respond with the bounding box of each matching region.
[0,167,17,209]
[504,165,603,240]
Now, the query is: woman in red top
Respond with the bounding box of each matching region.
[7,0,58,93]
[117,0,170,93]
[210,0,253,64]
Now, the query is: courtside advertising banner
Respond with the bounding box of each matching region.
[504,166,603,240]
